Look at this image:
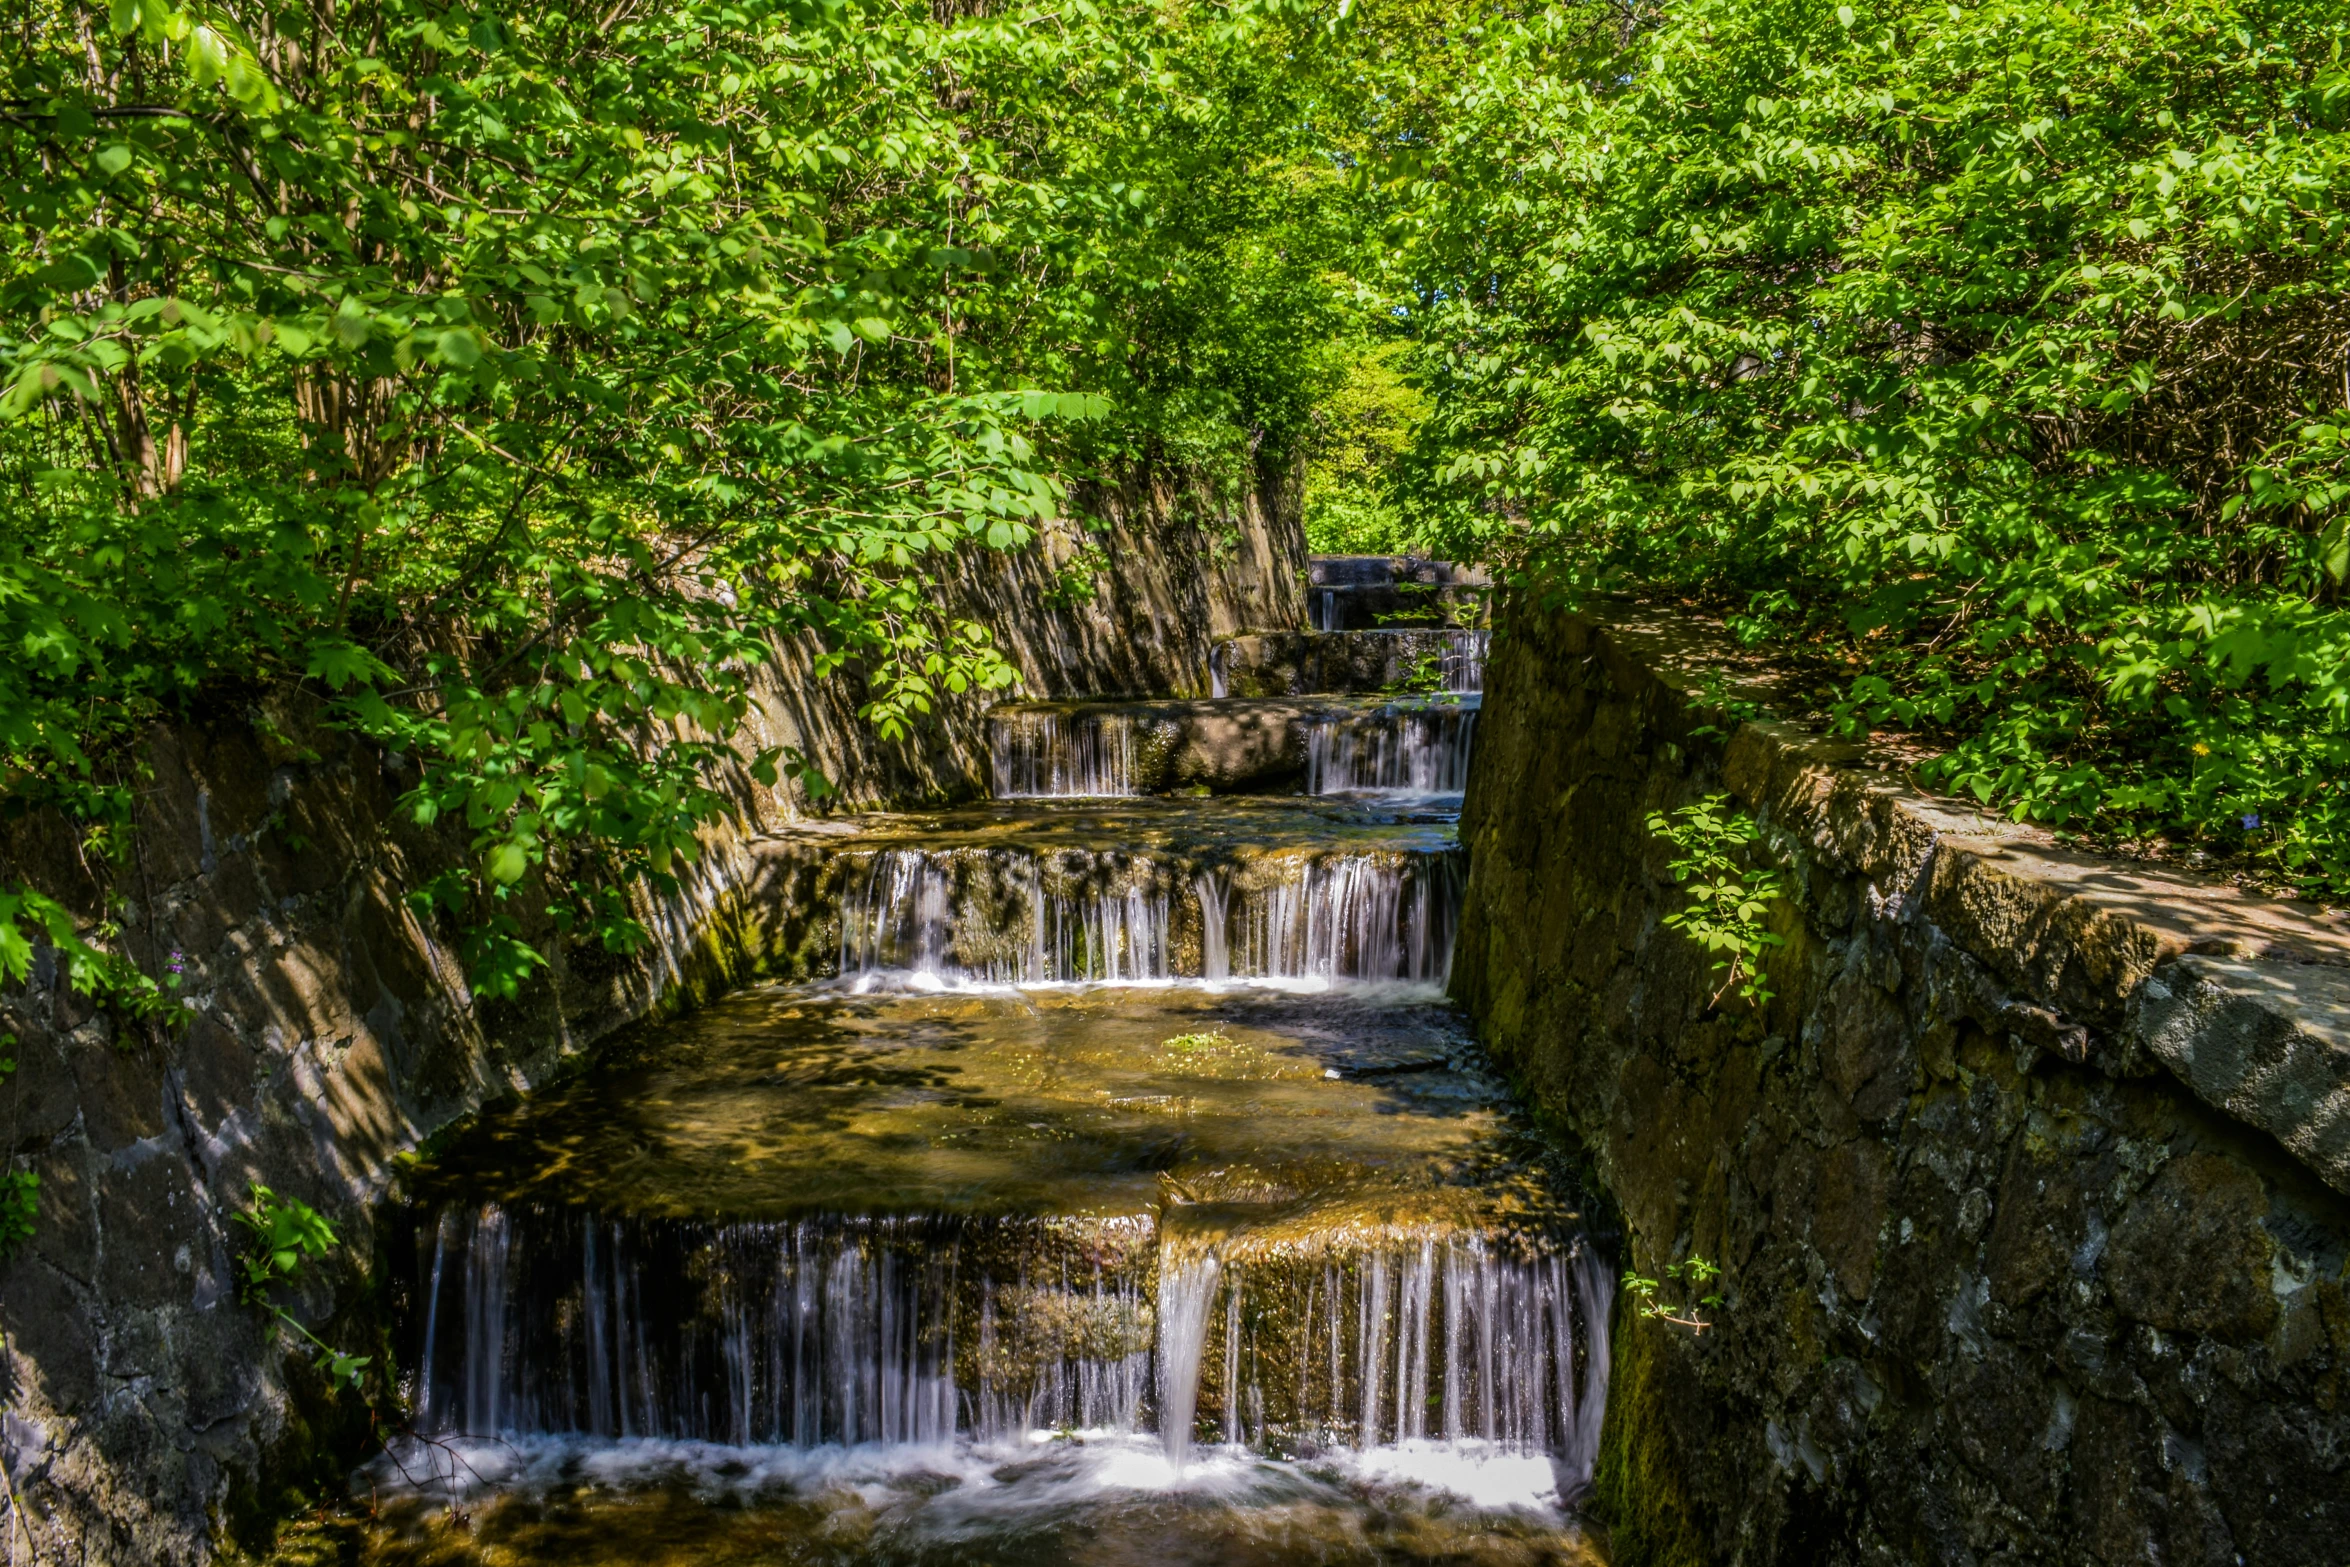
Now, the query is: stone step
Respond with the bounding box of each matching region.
[395,985,1602,1457]
[987,693,1478,795]
[1307,554,1490,588]
[740,796,1467,988]
[1212,628,1490,698]
[1302,557,1492,631]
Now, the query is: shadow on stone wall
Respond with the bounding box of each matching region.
[1453,602,2350,1567]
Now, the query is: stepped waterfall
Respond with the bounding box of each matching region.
[373,618,1612,1562]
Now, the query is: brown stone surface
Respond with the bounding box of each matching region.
[1452,601,2350,1566]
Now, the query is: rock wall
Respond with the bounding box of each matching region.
[0,453,1306,1565]
[1453,603,2350,1567]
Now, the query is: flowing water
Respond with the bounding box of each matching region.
[1305,700,1478,797]
[304,630,1611,1566]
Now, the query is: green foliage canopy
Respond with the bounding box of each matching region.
[1302,338,1428,554]
[0,0,1369,998]
[1408,0,2350,894]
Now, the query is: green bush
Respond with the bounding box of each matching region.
[1303,339,1427,555]
[0,0,1374,1001]
[1409,0,2350,896]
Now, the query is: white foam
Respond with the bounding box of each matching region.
[364,1430,1569,1520]
[1347,1439,1563,1511]
[829,972,1454,1002]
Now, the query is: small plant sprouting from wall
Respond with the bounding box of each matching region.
[1623,1255,1723,1333]
[0,1035,31,1261]
[1381,648,1451,698]
[1043,542,1112,610]
[0,1174,33,1261]
[1645,794,1786,1008]
[234,1184,372,1392]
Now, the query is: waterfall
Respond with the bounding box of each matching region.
[1195,870,1230,979]
[839,847,1174,987]
[839,850,967,981]
[1224,853,1461,985]
[991,710,1138,797]
[1564,1243,1616,1489]
[417,1210,1127,1446]
[1357,1252,1389,1446]
[1440,630,1490,693]
[1156,1251,1222,1465]
[1306,704,1477,796]
[461,1206,510,1436]
[413,1208,458,1432]
[412,1205,1612,1477]
[386,555,1609,1543]
[837,846,1460,988]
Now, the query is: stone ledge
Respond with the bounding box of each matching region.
[990,695,1476,793]
[1564,603,2350,1195]
[1211,630,1485,698]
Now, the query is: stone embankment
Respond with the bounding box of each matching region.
[0,457,1305,1566]
[1453,603,2350,1566]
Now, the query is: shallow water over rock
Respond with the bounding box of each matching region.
[380,986,1611,1559]
[400,987,1565,1233]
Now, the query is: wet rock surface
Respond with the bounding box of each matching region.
[1454,603,2350,1566]
[987,695,1478,796]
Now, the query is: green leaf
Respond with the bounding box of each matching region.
[487,842,530,884]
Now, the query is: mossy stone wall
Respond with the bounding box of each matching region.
[1453,603,2350,1566]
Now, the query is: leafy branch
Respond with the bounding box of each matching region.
[233,1183,373,1393]
[1646,794,1787,1009]
[0,1035,31,1263]
[1623,1254,1724,1333]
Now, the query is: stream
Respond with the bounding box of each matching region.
[331,628,1612,1566]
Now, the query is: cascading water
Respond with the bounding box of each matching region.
[380,983,1612,1557]
[1440,629,1490,693]
[835,842,1462,987]
[837,846,1176,987]
[414,1209,1150,1447]
[363,589,1610,1563]
[1306,701,1478,796]
[1225,852,1460,983]
[1154,1251,1221,1467]
[409,1202,1610,1491]
[990,709,1140,797]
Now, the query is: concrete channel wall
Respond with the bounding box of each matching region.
[1452,602,2350,1566]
